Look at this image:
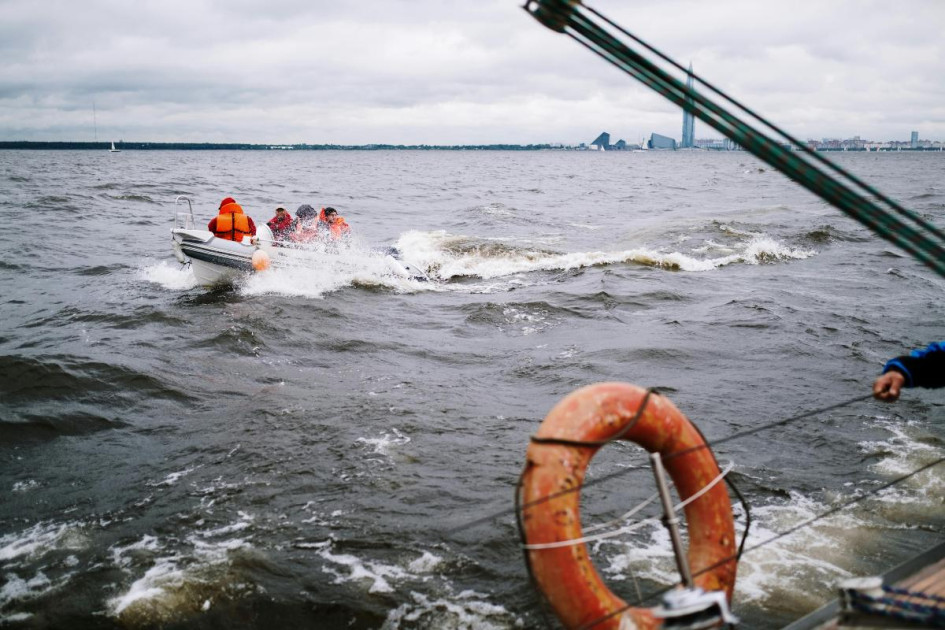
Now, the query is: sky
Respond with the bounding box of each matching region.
[1,0,943,145]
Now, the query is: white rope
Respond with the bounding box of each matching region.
[523,459,735,550]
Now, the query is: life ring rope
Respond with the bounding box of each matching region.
[518,382,740,630]
[528,388,658,448]
[522,459,735,550]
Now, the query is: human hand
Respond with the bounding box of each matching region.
[873,371,905,402]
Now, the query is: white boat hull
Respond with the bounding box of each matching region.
[171,225,428,287]
[172,228,259,286]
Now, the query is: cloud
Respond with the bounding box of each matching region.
[0,0,942,143]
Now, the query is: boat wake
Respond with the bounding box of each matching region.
[147,225,814,299]
[392,228,815,281]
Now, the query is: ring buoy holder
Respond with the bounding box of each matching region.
[517,382,740,629]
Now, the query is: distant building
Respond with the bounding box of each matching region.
[614,139,627,150]
[591,132,611,150]
[695,138,737,150]
[911,131,919,148]
[680,63,695,148]
[649,133,677,150]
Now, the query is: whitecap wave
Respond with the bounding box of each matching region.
[382,590,518,630]
[0,521,85,563]
[393,229,815,284]
[317,545,410,594]
[108,530,254,623]
[355,428,411,459]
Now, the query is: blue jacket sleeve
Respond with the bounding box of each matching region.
[882,341,945,389]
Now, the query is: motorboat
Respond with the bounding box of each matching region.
[171,197,428,287]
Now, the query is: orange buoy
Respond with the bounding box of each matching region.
[251,249,270,271]
[519,382,736,630]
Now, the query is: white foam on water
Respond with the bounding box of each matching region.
[313,544,519,628]
[0,521,85,563]
[565,221,604,231]
[477,202,516,219]
[501,305,550,336]
[860,418,943,476]
[110,534,162,568]
[298,503,331,527]
[139,260,198,291]
[0,567,80,625]
[1,542,81,617]
[856,417,945,516]
[393,229,815,286]
[690,239,736,255]
[381,590,520,630]
[240,242,427,299]
[317,546,410,594]
[598,521,680,589]
[11,480,39,493]
[197,512,254,538]
[408,551,442,574]
[393,230,452,276]
[355,427,411,458]
[108,534,253,622]
[147,466,198,487]
[110,558,181,616]
[741,235,815,264]
[0,571,50,610]
[727,492,863,607]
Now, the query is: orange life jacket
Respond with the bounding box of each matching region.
[328,216,351,240]
[214,203,251,241]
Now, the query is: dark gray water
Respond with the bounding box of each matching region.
[1,149,943,629]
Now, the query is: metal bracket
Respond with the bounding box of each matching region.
[654,587,740,629]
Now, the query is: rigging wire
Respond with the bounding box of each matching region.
[448,391,872,535]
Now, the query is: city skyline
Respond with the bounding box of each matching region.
[584,129,944,151]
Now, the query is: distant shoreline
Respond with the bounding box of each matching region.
[0,141,941,152]
[0,141,560,151]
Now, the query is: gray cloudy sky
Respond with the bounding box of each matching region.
[1,0,943,144]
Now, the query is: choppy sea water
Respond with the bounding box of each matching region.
[0,149,943,629]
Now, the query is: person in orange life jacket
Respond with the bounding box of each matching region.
[208,197,257,241]
[318,207,351,241]
[291,204,319,243]
[266,206,293,241]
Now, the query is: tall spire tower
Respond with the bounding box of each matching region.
[681,63,695,148]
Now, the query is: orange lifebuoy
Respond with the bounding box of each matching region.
[519,382,736,630]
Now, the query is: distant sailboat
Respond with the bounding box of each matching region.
[109,141,120,153]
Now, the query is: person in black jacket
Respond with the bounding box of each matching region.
[873,341,945,401]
